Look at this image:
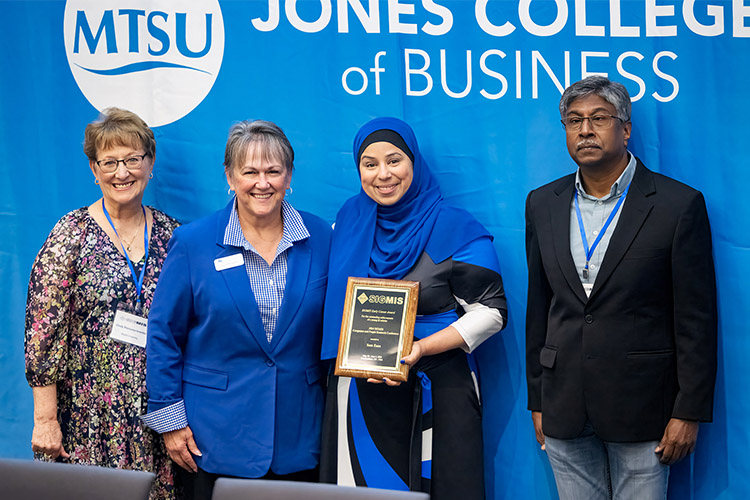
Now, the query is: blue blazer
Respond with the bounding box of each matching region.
[146,201,331,477]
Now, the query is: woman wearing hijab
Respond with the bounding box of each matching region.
[320,117,507,499]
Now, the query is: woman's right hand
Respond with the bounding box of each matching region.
[164,425,202,473]
[31,418,69,460]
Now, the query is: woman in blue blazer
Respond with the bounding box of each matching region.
[142,120,331,500]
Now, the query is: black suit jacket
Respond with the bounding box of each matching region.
[525,159,717,442]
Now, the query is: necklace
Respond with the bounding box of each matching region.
[114,211,144,253]
[122,231,139,252]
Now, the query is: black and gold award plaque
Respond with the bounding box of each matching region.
[335,277,419,382]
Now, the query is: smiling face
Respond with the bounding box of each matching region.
[90,143,153,210]
[565,94,631,172]
[358,141,414,206]
[227,142,292,223]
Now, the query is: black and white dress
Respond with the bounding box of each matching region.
[320,234,506,500]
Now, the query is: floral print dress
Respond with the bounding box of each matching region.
[25,207,180,500]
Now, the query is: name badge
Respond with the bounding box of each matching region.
[214,253,244,271]
[583,283,594,298]
[110,309,148,348]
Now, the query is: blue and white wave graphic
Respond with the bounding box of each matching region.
[75,61,212,76]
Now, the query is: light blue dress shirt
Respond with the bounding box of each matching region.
[224,199,310,342]
[141,199,310,433]
[569,153,636,291]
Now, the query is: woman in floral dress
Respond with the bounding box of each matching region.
[25,108,180,499]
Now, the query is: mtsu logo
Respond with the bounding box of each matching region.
[64,0,224,127]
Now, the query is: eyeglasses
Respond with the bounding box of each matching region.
[562,115,625,132]
[95,153,149,173]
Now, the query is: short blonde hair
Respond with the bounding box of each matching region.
[83,108,155,162]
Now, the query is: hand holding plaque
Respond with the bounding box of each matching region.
[334,278,419,382]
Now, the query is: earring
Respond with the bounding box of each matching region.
[227,188,234,195]
[149,173,153,179]
[95,178,100,185]
[286,187,293,195]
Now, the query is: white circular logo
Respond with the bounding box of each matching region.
[64,0,224,127]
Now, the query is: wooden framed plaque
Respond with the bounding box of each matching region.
[334,277,419,382]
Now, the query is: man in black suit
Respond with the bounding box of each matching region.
[525,76,717,499]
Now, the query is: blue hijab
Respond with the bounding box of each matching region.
[321,117,490,360]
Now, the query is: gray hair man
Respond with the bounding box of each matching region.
[525,76,717,499]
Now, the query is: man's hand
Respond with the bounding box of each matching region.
[164,426,202,472]
[532,411,545,451]
[654,418,699,465]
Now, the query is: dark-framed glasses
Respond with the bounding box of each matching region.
[562,115,624,132]
[95,153,149,173]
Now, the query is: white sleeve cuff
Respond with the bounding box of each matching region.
[140,400,188,434]
[451,296,504,353]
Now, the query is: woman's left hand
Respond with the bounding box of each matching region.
[400,340,424,366]
[366,341,424,387]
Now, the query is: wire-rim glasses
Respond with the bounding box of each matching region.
[562,115,625,132]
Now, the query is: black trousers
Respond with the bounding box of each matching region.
[176,464,319,500]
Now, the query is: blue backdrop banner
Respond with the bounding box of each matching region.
[1,1,748,498]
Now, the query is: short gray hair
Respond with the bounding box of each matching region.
[223,120,294,175]
[559,76,632,122]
